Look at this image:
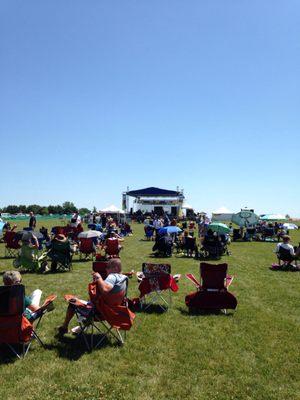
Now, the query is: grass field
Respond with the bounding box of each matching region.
[0,220,299,400]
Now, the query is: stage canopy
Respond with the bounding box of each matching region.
[126,187,182,198]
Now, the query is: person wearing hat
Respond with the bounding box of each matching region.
[48,233,73,272]
[275,235,295,258]
[275,235,299,268]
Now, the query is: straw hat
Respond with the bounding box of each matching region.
[56,234,67,242]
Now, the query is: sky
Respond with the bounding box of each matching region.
[1,1,299,216]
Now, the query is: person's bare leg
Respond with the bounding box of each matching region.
[61,305,75,331]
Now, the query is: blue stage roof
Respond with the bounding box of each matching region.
[126,187,182,198]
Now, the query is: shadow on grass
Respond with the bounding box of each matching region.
[135,304,168,314]
[178,306,235,317]
[269,266,300,272]
[148,253,172,259]
[71,258,94,264]
[48,333,111,360]
[0,345,22,364]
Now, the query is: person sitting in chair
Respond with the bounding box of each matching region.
[20,232,40,260]
[152,233,173,257]
[2,270,42,321]
[275,235,295,264]
[57,258,128,335]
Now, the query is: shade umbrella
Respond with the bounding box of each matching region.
[208,222,230,234]
[260,214,287,221]
[87,223,102,232]
[283,223,298,230]
[0,222,5,233]
[78,230,102,239]
[158,226,182,235]
[231,211,259,227]
[16,230,44,241]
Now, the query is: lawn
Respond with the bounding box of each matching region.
[0,220,299,400]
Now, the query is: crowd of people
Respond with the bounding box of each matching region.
[142,215,230,259]
[1,211,133,273]
[0,209,299,361]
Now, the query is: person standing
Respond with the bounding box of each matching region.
[29,211,36,230]
[101,213,107,229]
[153,216,163,238]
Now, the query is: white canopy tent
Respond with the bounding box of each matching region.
[212,206,234,222]
[99,205,125,222]
[99,205,124,214]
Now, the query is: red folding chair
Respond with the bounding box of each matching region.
[64,278,135,351]
[79,238,96,260]
[185,262,237,313]
[3,231,21,258]
[92,261,108,278]
[138,263,179,311]
[105,238,121,258]
[0,285,56,359]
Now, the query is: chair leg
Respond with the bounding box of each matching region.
[32,331,45,348]
[6,343,22,359]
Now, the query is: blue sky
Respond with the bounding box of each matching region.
[1,1,299,215]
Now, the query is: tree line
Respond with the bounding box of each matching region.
[0,202,92,215]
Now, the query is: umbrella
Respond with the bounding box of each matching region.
[78,230,102,239]
[0,222,5,233]
[16,230,44,241]
[260,214,287,221]
[283,223,298,230]
[208,222,230,234]
[158,226,182,235]
[231,211,259,227]
[87,223,102,232]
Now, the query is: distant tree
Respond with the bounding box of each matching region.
[18,204,27,213]
[62,201,77,214]
[40,207,49,215]
[285,214,290,219]
[48,205,56,214]
[26,204,42,215]
[48,205,63,214]
[79,207,90,215]
[93,206,97,213]
[56,205,64,214]
[4,205,20,214]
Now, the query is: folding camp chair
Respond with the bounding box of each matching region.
[92,260,108,278]
[51,226,68,236]
[185,262,237,313]
[79,238,96,260]
[105,238,121,258]
[4,231,21,258]
[138,263,179,311]
[48,240,72,271]
[184,236,197,257]
[64,278,134,351]
[0,285,56,359]
[271,247,299,271]
[277,247,298,266]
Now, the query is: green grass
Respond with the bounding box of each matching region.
[0,220,299,400]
